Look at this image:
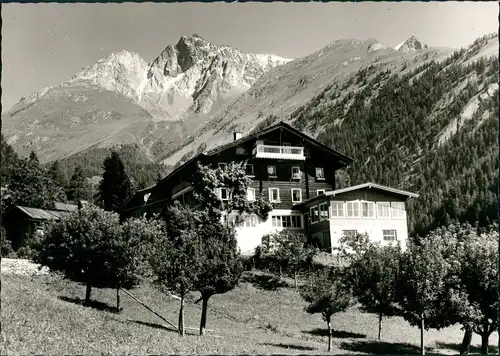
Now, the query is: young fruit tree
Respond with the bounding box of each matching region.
[194,213,244,335]
[34,205,157,307]
[456,226,498,355]
[439,223,498,355]
[105,216,165,312]
[271,230,317,288]
[300,269,354,352]
[149,227,203,336]
[187,161,271,335]
[397,236,452,356]
[349,244,402,340]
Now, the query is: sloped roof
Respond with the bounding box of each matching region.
[160,121,353,186]
[297,182,419,206]
[15,206,72,220]
[205,121,353,164]
[327,182,419,198]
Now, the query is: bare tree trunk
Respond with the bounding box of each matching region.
[459,327,472,355]
[481,332,490,355]
[326,317,332,352]
[178,295,185,337]
[294,270,298,289]
[420,314,425,356]
[85,283,92,304]
[279,265,283,279]
[199,295,210,336]
[378,311,383,340]
[116,287,120,313]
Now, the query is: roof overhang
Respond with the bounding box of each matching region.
[296,182,419,207]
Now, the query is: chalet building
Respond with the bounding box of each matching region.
[122,121,418,255]
[3,202,81,250]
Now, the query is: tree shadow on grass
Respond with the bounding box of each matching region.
[435,341,494,355]
[340,340,424,355]
[126,319,176,332]
[303,328,366,339]
[260,342,316,351]
[125,319,200,336]
[58,296,119,313]
[241,273,289,291]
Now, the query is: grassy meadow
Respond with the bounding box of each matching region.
[1,269,497,355]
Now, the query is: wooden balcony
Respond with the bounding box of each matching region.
[252,144,306,160]
[171,181,193,198]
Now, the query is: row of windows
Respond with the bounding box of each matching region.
[222,213,303,229]
[310,202,329,223]
[217,163,325,180]
[310,201,405,223]
[342,229,398,241]
[217,187,326,203]
[223,213,259,228]
[271,215,303,228]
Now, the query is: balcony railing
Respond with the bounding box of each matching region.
[252,144,305,160]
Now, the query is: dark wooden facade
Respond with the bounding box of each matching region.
[122,121,352,218]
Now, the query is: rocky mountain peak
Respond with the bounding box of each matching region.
[394,35,429,53]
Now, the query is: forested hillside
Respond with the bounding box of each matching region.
[290,35,498,236]
[54,144,168,190]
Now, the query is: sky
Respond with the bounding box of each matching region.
[1,1,498,112]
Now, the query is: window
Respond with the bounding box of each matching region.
[269,188,280,202]
[315,167,325,180]
[383,230,397,241]
[391,202,405,218]
[291,215,302,228]
[247,188,256,201]
[346,201,360,218]
[251,215,258,227]
[362,201,375,218]
[291,188,302,203]
[319,202,329,221]
[218,163,227,170]
[317,189,326,196]
[310,206,319,223]
[291,166,301,180]
[243,214,258,228]
[377,202,391,218]
[342,230,358,238]
[283,142,292,154]
[272,215,302,228]
[331,201,345,217]
[219,187,231,201]
[227,213,237,226]
[267,165,277,177]
[245,164,254,176]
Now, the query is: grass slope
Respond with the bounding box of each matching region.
[2,271,497,355]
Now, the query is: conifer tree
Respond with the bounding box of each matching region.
[98,151,132,212]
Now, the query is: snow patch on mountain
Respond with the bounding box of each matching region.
[368,42,388,52]
[69,50,148,102]
[395,35,428,53]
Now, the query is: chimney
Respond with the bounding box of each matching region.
[233,132,243,141]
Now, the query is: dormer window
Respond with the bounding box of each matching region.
[291,166,301,180]
[268,165,277,178]
[315,167,325,180]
